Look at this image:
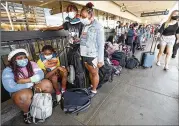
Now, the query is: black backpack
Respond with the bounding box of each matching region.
[99,57,114,85]
[67,44,86,88]
[60,88,91,114]
[112,51,126,67]
[125,57,140,69]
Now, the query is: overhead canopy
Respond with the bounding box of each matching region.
[71,1,142,23]
[114,1,178,24]
[8,0,178,24]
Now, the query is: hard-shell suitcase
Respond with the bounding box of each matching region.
[141,37,157,68]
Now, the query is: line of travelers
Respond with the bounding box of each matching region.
[2,2,179,124]
[114,21,156,56]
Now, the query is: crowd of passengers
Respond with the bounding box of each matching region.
[2,2,179,124]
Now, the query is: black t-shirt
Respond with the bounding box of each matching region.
[63,22,84,38]
[158,22,179,36]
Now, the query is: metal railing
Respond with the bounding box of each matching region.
[1,30,70,102]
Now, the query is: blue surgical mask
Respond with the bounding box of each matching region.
[44,54,53,60]
[68,12,76,19]
[80,18,91,25]
[16,58,28,67]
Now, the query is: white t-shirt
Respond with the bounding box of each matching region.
[80,25,95,57]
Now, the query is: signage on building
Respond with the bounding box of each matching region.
[141,10,169,17]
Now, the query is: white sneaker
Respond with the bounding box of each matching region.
[156,61,161,66]
[164,65,169,70]
[56,94,62,103]
[61,89,66,94]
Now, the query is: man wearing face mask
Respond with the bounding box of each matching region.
[40,4,84,44]
[80,2,105,98]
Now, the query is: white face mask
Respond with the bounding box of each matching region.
[68,12,76,19]
[44,54,53,60]
[80,18,91,25]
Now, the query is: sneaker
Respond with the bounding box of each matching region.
[56,94,62,103]
[87,85,93,90]
[172,55,176,58]
[164,66,169,71]
[23,112,32,124]
[61,88,66,94]
[156,61,161,66]
[90,90,97,98]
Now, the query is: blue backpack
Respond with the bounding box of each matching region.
[127,29,134,37]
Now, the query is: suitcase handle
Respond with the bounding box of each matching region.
[150,37,158,53]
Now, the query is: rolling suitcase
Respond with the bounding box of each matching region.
[141,37,157,68]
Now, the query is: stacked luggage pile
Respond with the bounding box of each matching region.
[60,36,157,115]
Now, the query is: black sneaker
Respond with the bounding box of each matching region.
[23,112,32,124]
[172,55,176,58]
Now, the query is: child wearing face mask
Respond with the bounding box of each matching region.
[37,45,68,103]
[2,49,53,124]
[40,4,84,44]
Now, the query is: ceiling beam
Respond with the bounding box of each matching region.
[112,1,138,18]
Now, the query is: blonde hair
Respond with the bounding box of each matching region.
[165,10,179,28]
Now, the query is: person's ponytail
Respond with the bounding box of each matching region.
[82,2,94,14]
[86,2,94,8]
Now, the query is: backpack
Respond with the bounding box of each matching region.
[99,57,114,85]
[60,88,91,114]
[127,29,134,37]
[30,87,53,123]
[67,44,86,88]
[112,51,126,67]
[125,57,140,69]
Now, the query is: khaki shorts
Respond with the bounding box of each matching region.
[160,35,176,47]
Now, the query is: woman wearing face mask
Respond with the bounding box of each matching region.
[2,49,53,124]
[37,45,67,103]
[156,10,179,70]
[40,4,83,44]
[80,2,105,98]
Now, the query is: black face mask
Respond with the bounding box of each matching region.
[171,16,179,20]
